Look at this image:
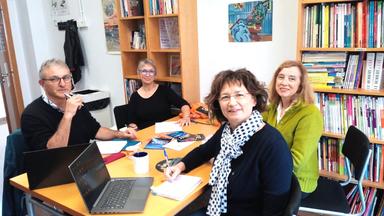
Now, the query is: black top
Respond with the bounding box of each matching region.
[182,123,293,216]
[21,97,100,151]
[125,85,189,129]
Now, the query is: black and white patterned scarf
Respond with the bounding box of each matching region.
[206,110,265,216]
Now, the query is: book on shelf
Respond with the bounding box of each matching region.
[169,55,181,76]
[120,0,144,17]
[159,17,180,49]
[372,53,384,90]
[125,79,141,100]
[149,0,177,15]
[130,21,146,49]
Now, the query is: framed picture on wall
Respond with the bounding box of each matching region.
[101,0,120,54]
[169,55,181,76]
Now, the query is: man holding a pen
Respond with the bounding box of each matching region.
[21,58,137,151]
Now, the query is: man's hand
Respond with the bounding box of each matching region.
[64,95,83,118]
[117,127,137,139]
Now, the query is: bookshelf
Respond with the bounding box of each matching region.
[116,0,199,103]
[297,0,384,209]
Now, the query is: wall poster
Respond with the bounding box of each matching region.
[101,0,120,53]
[228,0,273,42]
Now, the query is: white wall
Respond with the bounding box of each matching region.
[197,0,298,99]
[9,0,298,123]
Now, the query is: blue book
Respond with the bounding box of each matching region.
[145,138,172,149]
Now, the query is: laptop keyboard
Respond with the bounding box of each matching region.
[99,180,135,209]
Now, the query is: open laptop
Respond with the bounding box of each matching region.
[68,142,153,214]
[24,143,90,189]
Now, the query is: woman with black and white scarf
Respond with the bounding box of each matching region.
[165,69,293,216]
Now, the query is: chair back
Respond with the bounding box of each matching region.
[2,129,28,216]
[283,174,302,216]
[113,104,130,129]
[342,125,370,180]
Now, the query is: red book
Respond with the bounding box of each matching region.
[362,0,368,47]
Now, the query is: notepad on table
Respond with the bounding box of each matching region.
[151,175,202,201]
[96,139,140,154]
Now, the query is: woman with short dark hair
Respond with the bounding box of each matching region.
[166,69,293,216]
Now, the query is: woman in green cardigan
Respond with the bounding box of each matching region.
[263,60,323,199]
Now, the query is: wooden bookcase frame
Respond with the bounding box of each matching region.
[297,0,384,189]
[116,0,200,103]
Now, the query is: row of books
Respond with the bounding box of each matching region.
[302,52,384,90]
[315,93,384,140]
[303,52,347,89]
[303,1,384,48]
[149,0,178,15]
[347,186,377,215]
[318,137,383,183]
[120,0,144,17]
[131,21,146,49]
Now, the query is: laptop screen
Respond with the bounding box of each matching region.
[69,143,110,211]
[24,143,90,189]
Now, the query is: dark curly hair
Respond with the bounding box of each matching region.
[204,69,268,122]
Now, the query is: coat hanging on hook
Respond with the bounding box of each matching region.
[61,20,84,83]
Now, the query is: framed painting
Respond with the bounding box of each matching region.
[228,0,273,42]
[102,0,120,53]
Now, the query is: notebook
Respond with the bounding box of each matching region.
[23,143,90,189]
[68,142,153,214]
[151,175,202,201]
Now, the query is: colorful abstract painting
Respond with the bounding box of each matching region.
[228,0,273,42]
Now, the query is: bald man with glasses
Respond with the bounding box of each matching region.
[21,58,137,151]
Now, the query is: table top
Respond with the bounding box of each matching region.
[10,120,219,216]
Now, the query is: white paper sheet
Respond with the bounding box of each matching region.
[155,121,182,134]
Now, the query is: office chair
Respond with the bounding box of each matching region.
[113,104,130,129]
[283,173,302,216]
[299,125,372,216]
[3,129,28,216]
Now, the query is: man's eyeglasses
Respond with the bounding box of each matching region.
[139,69,156,76]
[42,75,73,84]
[219,92,250,103]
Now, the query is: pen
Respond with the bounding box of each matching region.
[163,148,171,168]
[191,119,212,125]
[64,93,73,99]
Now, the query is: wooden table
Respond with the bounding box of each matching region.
[10,120,218,216]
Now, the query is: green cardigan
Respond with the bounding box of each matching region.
[262,101,323,193]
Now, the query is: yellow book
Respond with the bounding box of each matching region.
[324,4,329,47]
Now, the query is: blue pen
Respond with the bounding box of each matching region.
[163,148,171,168]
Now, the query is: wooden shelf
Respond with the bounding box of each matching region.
[319,170,384,189]
[322,132,384,145]
[120,49,147,53]
[150,49,180,53]
[120,16,145,20]
[148,14,178,18]
[314,88,384,96]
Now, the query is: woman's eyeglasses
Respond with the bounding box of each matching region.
[219,92,250,103]
[42,74,73,84]
[139,69,156,76]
